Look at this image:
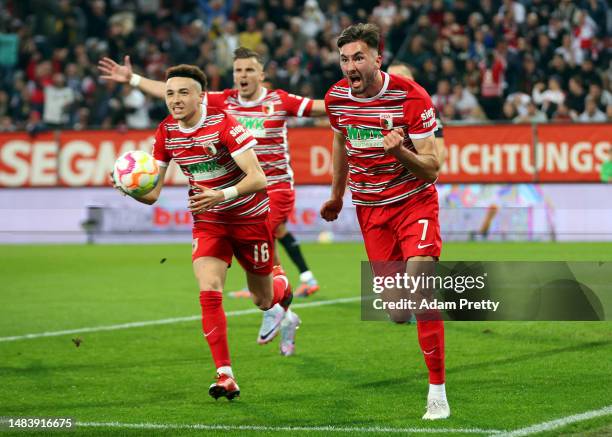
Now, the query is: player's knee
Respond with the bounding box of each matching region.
[198,278,223,291]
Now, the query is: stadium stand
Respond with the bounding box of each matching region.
[0,0,609,132]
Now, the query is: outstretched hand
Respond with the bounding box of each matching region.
[98,55,133,83]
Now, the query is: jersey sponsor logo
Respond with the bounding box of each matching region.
[380,113,393,130]
[230,123,251,144]
[237,116,267,138]
[262,101,275,116]
[421,108,436,129]
[346,125,384,149]
[188,160,228,181]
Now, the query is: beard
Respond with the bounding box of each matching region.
[348,69,378,95]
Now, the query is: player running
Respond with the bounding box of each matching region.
[112,65,293,399]
[320,24,450,420]
[99,49,325,355]
[98,49,324,300]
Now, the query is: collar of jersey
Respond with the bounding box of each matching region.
[348,72,390,103]
[237,87,268,107]
[178,104,207,134]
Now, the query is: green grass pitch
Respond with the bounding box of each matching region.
[1,242,611,436]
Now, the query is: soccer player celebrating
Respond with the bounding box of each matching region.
[98,50,324,300]
[112,65,293,399]
[320,24,450,419]
[99,50,325,355]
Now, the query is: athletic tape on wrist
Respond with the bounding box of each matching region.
[129,74,142,87]
[221,187,238,200]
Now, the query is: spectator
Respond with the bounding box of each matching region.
[215,21,240,75]
[450,82,481,121]
[239,17,262,50]
[479,52,506,120]
[516,55,544,94]
[43,72,75,128]
[513,100,547,123]
[587,83,612,112]
[578,97,607,122]
[551,102,574,122]
[497,0,526,25]
[566,76,587,117]
[301,0,325,39]
[372,0,397,27]
[2,0,611,127]
[121,86,150,129]
[432,79,452,118]
[532,76,565,117]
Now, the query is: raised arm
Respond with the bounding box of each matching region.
[320,131,348,221]
[98,55,166,99]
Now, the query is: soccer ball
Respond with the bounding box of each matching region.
[113,150,159,196]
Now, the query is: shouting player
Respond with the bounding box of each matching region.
[112,65,293,399]
[321,24,450,419]
[98,49,324,300]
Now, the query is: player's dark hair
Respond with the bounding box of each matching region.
[165,64,207,90]
[337,23,381,51]
[233,47,264,65]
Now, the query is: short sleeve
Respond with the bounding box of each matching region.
[324,92,341,133]
[205,91,227,108]
[403,86,437,140]
[278,89,313,117]
[220,112,258,158]
[152,123,171,167]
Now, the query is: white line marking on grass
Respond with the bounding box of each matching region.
[0,296,361,343]
[78,421,503,434]
[493,405,612,437]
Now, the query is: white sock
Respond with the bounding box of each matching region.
[217,366,233,378]
[299,270,314,283]
[428,383,447,401]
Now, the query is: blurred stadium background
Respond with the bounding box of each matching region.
[0,0,610,244]
[1,1,612,435]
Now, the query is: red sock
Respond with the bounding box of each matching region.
[199,291,230,369]
[416,320,445,384]
[271,275,291,310]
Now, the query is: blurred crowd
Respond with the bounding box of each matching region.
[0,0,610,132]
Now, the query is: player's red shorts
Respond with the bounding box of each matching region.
[355,188,442,262]
[267,189,295,234]
[192,220,274,275]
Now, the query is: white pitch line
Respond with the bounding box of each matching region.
[78,421,503,434]
[492,405,612,437]
[0,296,361,343]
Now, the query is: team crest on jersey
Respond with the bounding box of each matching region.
[198,141,217,156]
[262,101,275,116]
[380,113,393,130]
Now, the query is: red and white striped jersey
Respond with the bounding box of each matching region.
[325,72,438,207]
[152,105,269,226]
[206,88,313,191]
